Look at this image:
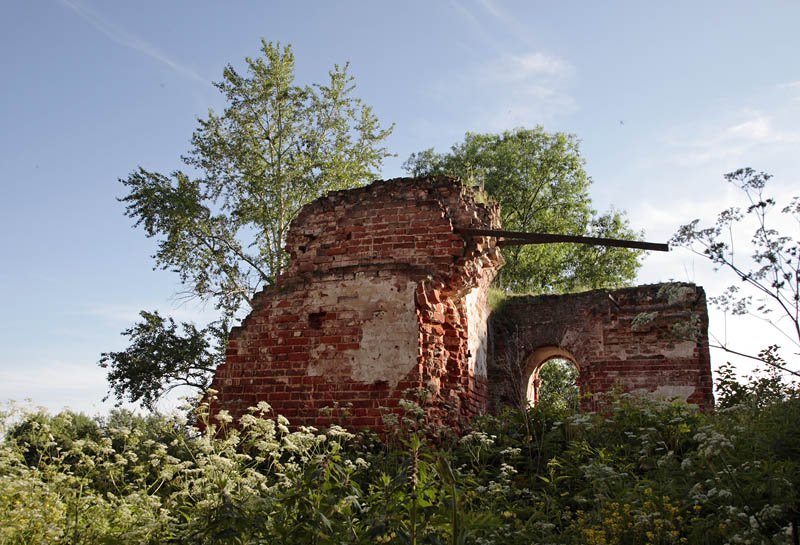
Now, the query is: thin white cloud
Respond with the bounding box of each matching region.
[476,0,502,18]
[470,51,576,130]
[83,303,146,324]
[424,47,576,135]
[726,114,770,141]
[630,158,798,257]
[474,51,572,84]
[0,359,145,415]
[435,2,575,131]
[667,109,800,167]
[476,0,537,49]
[629,188,742,243]
[0,360,106,394]
[506,52,570,78]
[58,0,209,85]
[448,0,502,53]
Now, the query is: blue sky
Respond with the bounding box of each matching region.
[2,1,798,414]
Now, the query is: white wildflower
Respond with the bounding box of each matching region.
[215,410,233,424]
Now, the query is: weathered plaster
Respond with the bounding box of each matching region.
[302,278,418,388]
[660,340,697,359]
[464,286,490,378]
[347,280,418,387]
[208,176,504,430]
[647,385,697,402]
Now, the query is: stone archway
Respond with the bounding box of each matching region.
[523,346,580,407]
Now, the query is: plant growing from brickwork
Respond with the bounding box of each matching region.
[105,41,393,407]
[404,127,643,293]
[671,168,799,374]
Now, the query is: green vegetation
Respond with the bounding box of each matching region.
[99,311,228,411]
[671,168,799,376]
[535,359,580,411]
[486,286,509,312]
[404,127,643,293]
[103,41,393,408]
[3,368,799,544]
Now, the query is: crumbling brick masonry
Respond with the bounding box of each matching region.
[209,177,713,430]
[209,176,504,430]
[488,283,714,412]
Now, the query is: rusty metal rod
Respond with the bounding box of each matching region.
[454,227,669,252]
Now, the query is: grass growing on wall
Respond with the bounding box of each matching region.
[487,286,509,312]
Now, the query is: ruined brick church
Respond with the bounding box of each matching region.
[209,176,713,429]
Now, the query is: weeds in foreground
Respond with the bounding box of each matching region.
[1,372,799,544]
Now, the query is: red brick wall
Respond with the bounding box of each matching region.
[208,176,503,431]
[208,176,714,432]
[488,283,714,411]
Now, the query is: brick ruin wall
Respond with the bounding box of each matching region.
[208,177,714,431]
[488,283,714,412]
[209,176,504,431]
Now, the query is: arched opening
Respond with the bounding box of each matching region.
[524,347,580,410]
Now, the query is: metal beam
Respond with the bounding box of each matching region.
[454,227,669,252]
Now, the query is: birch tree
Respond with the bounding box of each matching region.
[105,41,393,407]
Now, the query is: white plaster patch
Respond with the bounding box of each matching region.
[347,280,418,388]
[559,328,581,349]
[464,285,490,378]
[646,385,697,403]
[605,346,628,360]
[306,344,327,376]
[305,279,418,386]
[660,341,696,359]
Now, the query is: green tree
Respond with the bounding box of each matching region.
[6,409,102,467]
[404,127,642,293]
[104,41,393,408]
[536,359,579,411]
[99,311,227,410]
[123,41,393,315]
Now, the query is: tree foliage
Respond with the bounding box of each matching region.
[99,311,226,410]
[106,41,393,407]
[536,359,579,411]
[671,168,799,373]
[120,41,393,316]
[404,127,643,293]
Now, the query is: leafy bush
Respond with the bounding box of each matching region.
[1,374,799,544]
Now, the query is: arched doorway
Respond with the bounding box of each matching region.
[524,347,580,409]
